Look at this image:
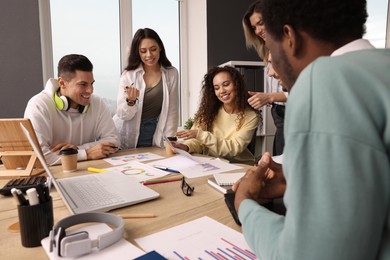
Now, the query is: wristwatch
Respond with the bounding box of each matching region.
[126,98,138,106]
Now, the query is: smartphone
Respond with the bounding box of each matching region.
[224,192,241,226]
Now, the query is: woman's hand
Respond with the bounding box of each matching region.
[247,91,272,109]
[176,130,198,140]
[171,141,189,152]
[124,84,139,101]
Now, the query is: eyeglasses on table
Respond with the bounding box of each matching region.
[181,177,194,196]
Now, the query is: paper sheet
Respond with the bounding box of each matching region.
[105,161,170,182]
[104,153,165,166]
[148,155,241,179]
[41,223,145,259]
[135,216,256,259]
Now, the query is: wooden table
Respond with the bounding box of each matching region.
[0,147,249,259]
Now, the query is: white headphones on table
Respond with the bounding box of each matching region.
[49,212,124,258]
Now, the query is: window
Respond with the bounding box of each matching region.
[45,0,181,112]
[366,1,389,48]
[50,0,120,103]
[132,0,180,71]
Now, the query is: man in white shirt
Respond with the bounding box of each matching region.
[25,54,120,165]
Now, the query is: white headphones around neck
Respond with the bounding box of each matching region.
[54,89,89,113]
[49,212,124,258]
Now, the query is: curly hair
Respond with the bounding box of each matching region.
[194,66,260,132]
[242,0,268,61]
[125,28,172,71]
[262,0,367,44]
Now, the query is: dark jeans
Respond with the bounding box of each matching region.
[137,118,158,148]
[271,104,285,156]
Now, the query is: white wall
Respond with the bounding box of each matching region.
[184,0,207,121]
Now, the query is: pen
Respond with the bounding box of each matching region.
[144,177,182,185]
[12,188,28,206]
[11,188,21,205]
[125,83,135,89]
[118,213,156,219]
[36,183,46,203]
[46,177,52,190]
[43,183,51,201]
[153,166,180,173]
[87,167,108,173]
[26,188,40,206]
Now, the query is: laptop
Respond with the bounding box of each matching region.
[20,123,160,215]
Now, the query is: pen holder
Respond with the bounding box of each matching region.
[17,197,54,247]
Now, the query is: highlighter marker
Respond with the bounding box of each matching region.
[87,167,107,173]
[26,188,40,206]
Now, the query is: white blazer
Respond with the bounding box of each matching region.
[113,65,179,148]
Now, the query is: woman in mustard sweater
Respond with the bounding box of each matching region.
[172,66,261,164]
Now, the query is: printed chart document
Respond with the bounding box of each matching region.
[41,223,145,259]
[105,161,170,182]
[148,154,241,179]
[135,216,256,260]
[104,152,165,166]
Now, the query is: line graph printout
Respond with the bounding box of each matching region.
[135,216,257,260]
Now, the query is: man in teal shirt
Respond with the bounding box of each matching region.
[233,0,390,259]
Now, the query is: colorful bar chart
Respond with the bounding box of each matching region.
[173,237,256,260]
[135,216,257,260]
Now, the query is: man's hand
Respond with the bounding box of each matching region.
[51,143,78,152]
[233,152,286,212]
[86,142,118,160]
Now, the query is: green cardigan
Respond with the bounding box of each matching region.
[239,49,390,259]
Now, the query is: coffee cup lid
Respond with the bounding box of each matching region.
[59,148,78,155]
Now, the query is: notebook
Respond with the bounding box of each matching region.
[20,123,160,215]
[208,173,245,194]
[213,172,245,185]
[207,177,232,194]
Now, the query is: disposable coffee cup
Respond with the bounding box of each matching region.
[59,148,78,173]
[165,142,176,155]
[165,137,177,156]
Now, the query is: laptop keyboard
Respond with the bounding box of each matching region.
[65,179,125,207]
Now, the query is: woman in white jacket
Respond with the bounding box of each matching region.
[113,28,179,148]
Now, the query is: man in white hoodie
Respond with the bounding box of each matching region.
[24,54,120,165]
